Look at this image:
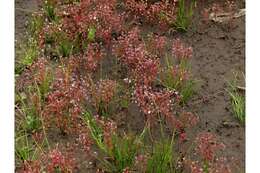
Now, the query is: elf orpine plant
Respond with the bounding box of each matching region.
[146,34,167,57]
[78,132,93,154]
[134,58,159,86]
[172,38,193,61]
[161,38,195,104]
[95,79,118,117]
[44,66,85,134]
[112,27,144,69]
[84,77,118,117]
[134,85,182,130]
[46,146,76,173]
[19,160,41,173]
[196,132,225,162]
[83,43,104,73]
[60,0,124,45]
[124,0,178,30]
[113,28,160,86]
[185,132,232,173]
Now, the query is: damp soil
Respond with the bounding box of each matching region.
[15,0,245,172]
[15,0,40,46]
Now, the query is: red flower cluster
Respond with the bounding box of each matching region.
[78,132,93,154]
[83,43,104,72]
[186,155,232,173]
[61,0,124,44]
[196,132,225,161]
[47,146,76,172]
[44,67,85,134]
[30,58,50,84]
[179,112,199,128]
[95,116,117,150]
[19,160,41,173]
[124,0,177,29]
[147,34,167,57]
[209,157,232,173]
[95,79,117,104]
[134,58,159,86]
[113,27,143,68]
[134,85,181,128]
[172,38,193,60]
[19,144,77,173]
[85,78,117,113]
[113,27,160,85]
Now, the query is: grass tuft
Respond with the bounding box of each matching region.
[174,0,196,31]
[226,72,245,123]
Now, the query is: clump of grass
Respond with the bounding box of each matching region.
[87,26,96,42]
[15,39,39,75]
[103,134,143,172]
[226,73,245,123]
[16,60,53,133]
[15,130,47,167]
[146,137,176,173]
[83,111,106,152]
[21,105,42,133]
[174,0,196,31]
[44,0,57,22]
[29,14,44,38]
[21,42,38,67]
[83,111,181,172]
[15,13,44,75]
[161,55,196,104]
[58,37,73,57]
[17,88,42,133]
[83,111,144,172]
[229,92,245,123]
[15,132,35,162]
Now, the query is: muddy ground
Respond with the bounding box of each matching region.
[15,0,245,172]
[15,0,40,46]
